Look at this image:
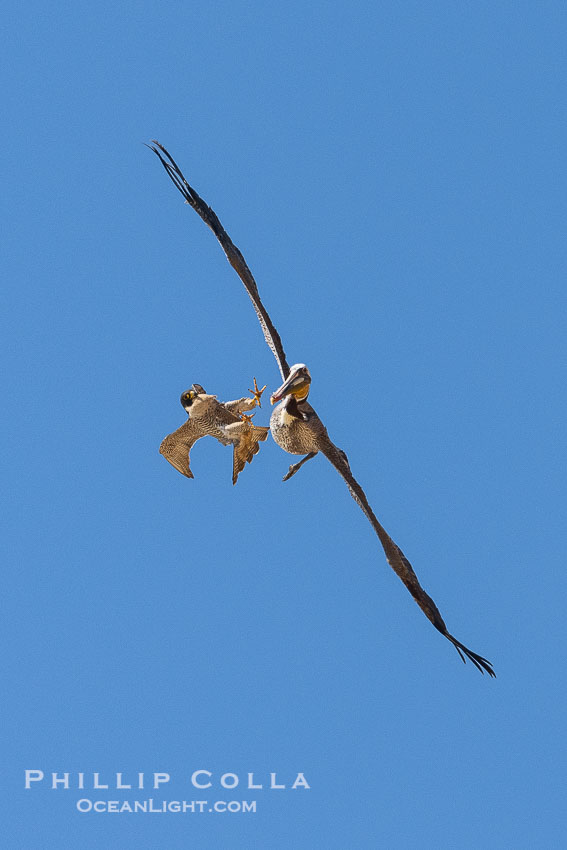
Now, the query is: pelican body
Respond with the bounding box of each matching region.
[270,365,321,455]
[269,363,332,480]
[160,383,268,485]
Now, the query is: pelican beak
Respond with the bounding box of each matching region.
[270,371,311,404]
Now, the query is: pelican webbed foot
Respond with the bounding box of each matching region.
[282,451,318,482]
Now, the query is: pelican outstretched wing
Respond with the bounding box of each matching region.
[319,437,495,676]
[148,140,290,381]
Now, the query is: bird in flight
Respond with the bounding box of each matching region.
[160,381,268,485]
[148,140,495,676]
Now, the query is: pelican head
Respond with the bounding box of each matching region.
[270,363,311,404]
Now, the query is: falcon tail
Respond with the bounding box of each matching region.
[232,425,269,485]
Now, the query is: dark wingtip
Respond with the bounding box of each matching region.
[146,139,200,208]
[447,634,496,677]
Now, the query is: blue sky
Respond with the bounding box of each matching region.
[2,1,565,847]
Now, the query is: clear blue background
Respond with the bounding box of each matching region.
[3,1,565,847]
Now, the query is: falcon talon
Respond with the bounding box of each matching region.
[248,376,266,408]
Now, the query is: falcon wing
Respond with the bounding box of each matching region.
[148,141,290,381]
[159,418,203,479]
[319,436,495,676]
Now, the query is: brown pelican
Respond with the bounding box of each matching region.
[149,141,495,676]
[160,381,268,485]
